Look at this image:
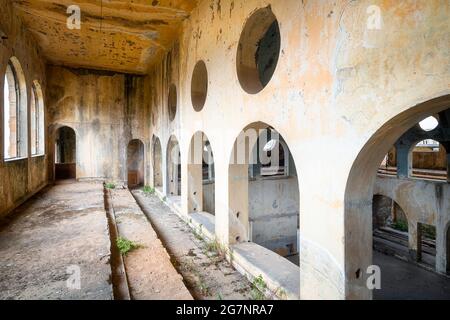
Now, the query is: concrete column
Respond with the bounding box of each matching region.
[435,223,447,274]
[408,221,420,262]
[446,153,450,183]
[447,227,450,275]
[167,152,178,196]
[188,163,203,213]
[228,164,249,243]
[153,144,162,188]
[396,144,411,178]
[214,158,230,245]
[162,141,168,197]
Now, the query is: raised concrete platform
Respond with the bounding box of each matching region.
[189,212,215,241]
[231,242,300,300]
[109,188,192,300]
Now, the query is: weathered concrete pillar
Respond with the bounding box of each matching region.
[167,153,179,196]
[446,153,450,183]
[188,163,203,213]
[408,221,420,262]
[447,228,450,275]
[161,141,168,197]
[214,157,229,245]
[396,144,411,178]
[435,223,447,274]
[228,164,249,243]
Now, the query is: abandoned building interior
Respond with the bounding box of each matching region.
[0,0,449,300]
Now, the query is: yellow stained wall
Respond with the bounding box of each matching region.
[146,0,449,299]
[46,66,151,183]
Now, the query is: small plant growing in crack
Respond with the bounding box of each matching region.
[105,182,116,189]
[205,238,229,261]
[116,237,142,255]
[162,196,167,202]
[143,185,155,195]
[275,287,287,300]
[250,275,267,300]
[193,225,203,241]
[197,279,210,296]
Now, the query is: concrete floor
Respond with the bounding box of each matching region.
[2,181,448,300]
[0,181,112,300]
[373,251,450,300]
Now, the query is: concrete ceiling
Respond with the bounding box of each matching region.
[13,0,197,74]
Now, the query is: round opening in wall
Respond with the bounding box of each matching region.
[236,7,281,94]
[191,60,208,111]
[168,84,177,121]
[419,116,438,132]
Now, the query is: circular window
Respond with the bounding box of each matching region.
[419,116,438,131]
[168,84,177,121]
[191,61,208,111]
[236,7,281,94]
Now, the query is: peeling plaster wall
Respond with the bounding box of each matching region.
[146,0,449,299]
[0,0,47,218]
[374,175,450,273]
[249,176,299,255]
[46,66,150,183]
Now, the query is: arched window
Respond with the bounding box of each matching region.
[30,81,45,155]
[3,57,27,160]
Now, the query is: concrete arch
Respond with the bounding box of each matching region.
[227,121,300,249]
[187,131,215,214]
[53,125,77,181]
[3,56,28,159]
[344,94,450,299]
[126,139,145,188]
[372,192,411,225]
[408,140,448,180]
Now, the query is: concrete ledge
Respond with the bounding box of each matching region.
[189,212,215,241]
[231,242,300,300]
[154,187,300,300]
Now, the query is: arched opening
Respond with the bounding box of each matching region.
[166,135,181,202]
[187,132,215,237]
[30,81,45,156]
[127,139,145,188]
[152,136,163,191]
[236,7,281,94]
[345,95,450,300]
[228,122,299,264]
[372,195,412,291]
[410,140,447,181]
[3,57,27,159]
[55,126,76,180]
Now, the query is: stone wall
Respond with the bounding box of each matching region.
[46,66,151,183]
[0,0,47,218]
